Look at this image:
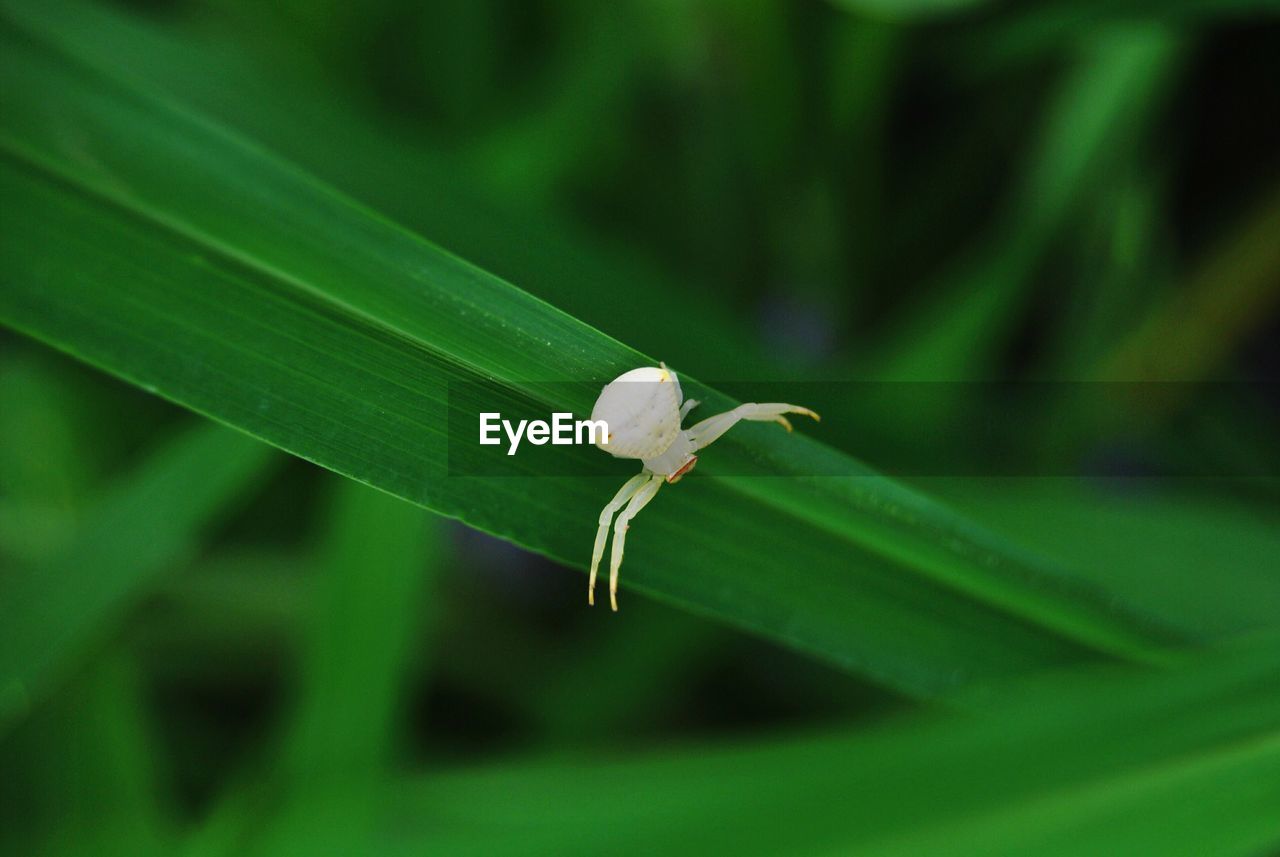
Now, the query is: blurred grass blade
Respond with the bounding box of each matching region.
[871,26,1180,381]
[140,551,307,677]
[0,653,172,857]
[976,0,1280,63]
[392,635,1280,856]
[0,423,277,732]
[284,481,441,784]
[0,15,1188,698]
[1100,181,1280,383]
[827,0,1274,32]
[241,481,444,856]
[826,0,991,19]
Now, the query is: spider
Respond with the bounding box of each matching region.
[588,363,818,610]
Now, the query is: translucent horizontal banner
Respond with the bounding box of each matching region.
[446,380,1279,477]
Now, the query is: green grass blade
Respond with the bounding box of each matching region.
[0,422,278,732]
[870,26,1180,381]
[386,635,1280,856]
[0,16,1189,697]
[0,654,172,857]
[826,0,991,19]
[231,481,445,857]
[283,480,442,784]
[0,0,783,383]
[929,478,1280,639]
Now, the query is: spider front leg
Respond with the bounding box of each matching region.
[608,474,663,611]
[679,398,701,420]
[687,402,819,451]
[589,473,651,606]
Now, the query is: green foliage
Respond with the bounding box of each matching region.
[0,424,277,731]
[1,0,1277,854]
[399,634,1280,856]
[0,12,1192,700]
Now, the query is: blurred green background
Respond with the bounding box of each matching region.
[2,0,1279,854]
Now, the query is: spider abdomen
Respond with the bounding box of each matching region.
[591,366,683,460]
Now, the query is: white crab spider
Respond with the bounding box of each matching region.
[588,363,819,610]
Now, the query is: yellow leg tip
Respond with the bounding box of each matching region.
[794,407,820,422]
